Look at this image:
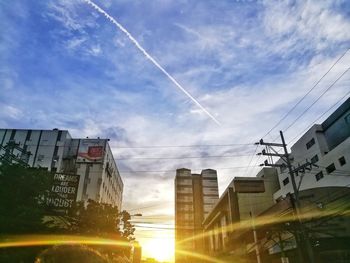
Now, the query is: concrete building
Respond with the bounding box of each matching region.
[201,168,280,261]
[274,97,350,200]
[174,168,219,263]
[0,128,123,209]
[250,98,350,263]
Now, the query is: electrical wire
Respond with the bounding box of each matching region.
[111,143,255,148]
[243,145,259,177]
[116,153,254,160]
[282,67,350,134]
[287,93,350,145]
[261,48,350,138]
[119,165,260,173]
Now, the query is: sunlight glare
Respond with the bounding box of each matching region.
[143,237,174,262]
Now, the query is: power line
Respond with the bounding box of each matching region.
[243,145,259,177]
[111,143,255,149]
[127,202,173,212]
[116,153,255,160]
[287,93,350,145]
[262,48,350,138]
[119,165,260,173]
[0,142,254,149]
[283,67,350,134]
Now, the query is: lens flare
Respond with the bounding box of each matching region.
[0,235,131,249]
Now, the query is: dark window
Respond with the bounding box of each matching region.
[57,130,62,141]
[306,138,315,149]
[311,155,319,164]
[25,130,32,141]
[10,129,16,140]
[315,171,324,181]
[339,156,346,166]
[280,164,287,173]
[326,163,336,174]
[345,114,350,125]
[283,177,289,186]
[53,146,59,156]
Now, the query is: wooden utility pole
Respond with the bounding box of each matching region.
[257,131,315,263]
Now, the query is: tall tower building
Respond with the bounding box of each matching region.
[175,168,219,263]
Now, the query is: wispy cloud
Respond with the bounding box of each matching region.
[83,0,221,125]
[1,1,350,260]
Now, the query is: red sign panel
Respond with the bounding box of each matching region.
[88,146,103,158]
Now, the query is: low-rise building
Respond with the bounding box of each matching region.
[202,168,280,261]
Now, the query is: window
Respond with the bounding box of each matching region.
[57,130,62,141]
[345,113,350,125]
[315,171,324,181]
[306,138,315,149]
[280,164,287,173]
[339,156,346,166]
[326,163,336,174]
[25,130,32,141]
[10,129,16,140]
[283,177,289,186]
[311,154,319,164]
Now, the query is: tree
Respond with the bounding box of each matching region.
[66,199,121,236]
[0,163,53,234]
[0,162,136,262]
[62,200,136,260]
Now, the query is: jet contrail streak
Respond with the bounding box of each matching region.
[83,0,221,126]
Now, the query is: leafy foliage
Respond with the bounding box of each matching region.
[0,164,52,234]
[0,163,135,261]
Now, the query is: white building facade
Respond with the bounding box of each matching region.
[0,128,123,209]
[274,97,350,199]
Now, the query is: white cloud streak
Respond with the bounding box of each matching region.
[83,0,221,126]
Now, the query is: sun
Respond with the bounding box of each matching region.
[142,237,174,262]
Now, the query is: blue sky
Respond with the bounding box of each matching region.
[1,0,350,260]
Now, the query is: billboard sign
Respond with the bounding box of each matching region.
[77,139,105,162]
[46,173,80,211]
[233,179,265,193]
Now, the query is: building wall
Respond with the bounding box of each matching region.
[175,168,219,263]
[273,101,350,200]
[202,168,279,257]
[322,98,350,150]
[0,129,70,171]
[0,128,123,208]
[201,169,219,216]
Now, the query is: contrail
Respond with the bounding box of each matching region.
[83,0,221,126]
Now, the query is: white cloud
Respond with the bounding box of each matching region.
[1,104,23,119]
[262,0,350,53]
[65,37,87,49]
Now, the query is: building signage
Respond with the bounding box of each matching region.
[77,139,105,162]
[46,173,80,210]
[233,180,265,193]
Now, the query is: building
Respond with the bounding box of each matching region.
[201,168,280,261]
[0,128,123,209]
[132,241,142,263]
[274,97,350,200]
[174,168,219,263]
[253,98,350,263]
[252,186,350,263]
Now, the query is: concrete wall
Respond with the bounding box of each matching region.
[274,137,350,200]
[0,129,123,208]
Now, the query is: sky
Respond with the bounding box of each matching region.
[1,0,350,261]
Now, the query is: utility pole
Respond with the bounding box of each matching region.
[249,209,261,263]
[256,131,315,263]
